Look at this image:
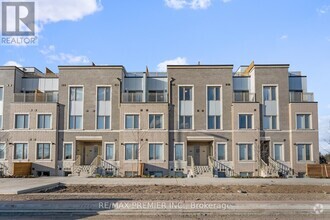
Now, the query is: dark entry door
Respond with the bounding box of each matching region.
[260,141,270,164]
[193,145,200,165]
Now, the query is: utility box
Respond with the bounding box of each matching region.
[13,162,32,176]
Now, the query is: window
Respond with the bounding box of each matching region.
[239,114,252,129]
[149,144,163,160]
[15,114,29,129]
[274,144,283,161]
[0,143,5,160]
[0,87,3,101]
[297,144,311,162]
[105,143,114,160]
[179,87,192,101]
[174,144,183,160]
[297,114,311,129]
[207,87,220,101]
[14,143,28,160]
[97,87,110,101]
[37,143,50,160]
[124,91,143,102]
[0,116,2,129]
[97,116,110,129]
[208,116,221,129]
[70,87,83,101]
[125,144,138,160]
[125,115,139,129]
[149,114,163,129]
[263,116,277,130]
[69,116,82,129]
[239,144,253,161]
[64,143,72,160]
[38,114,51,129]
[217,144,226,161]
[263,86,276,101]
[179,116,192,129]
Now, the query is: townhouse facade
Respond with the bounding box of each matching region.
[0,63,319,177]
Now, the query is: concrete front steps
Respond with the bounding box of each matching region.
[194,166,213,178]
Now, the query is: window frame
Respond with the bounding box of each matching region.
[124,143,139,161]
[178,85,194,130]
[13,142,28,161]
[296,113,312,130]
[216,142,227,161]
[0,142,6,160]
[104,142,115,161]
[238,143,254,161]
[96,85,112,130]
[68,85,84,130]
[148,113,164,129]
[63,142,73,161]
[37,113,52,129]
[124,114,140,130]
[174,142,184,161]
[273,142,284,161]
[14,113,29,129]
[263,115,278,130]
[148,143,164,162]
[36,142,51,161]
[296,143,312,162]
[238,114,253,129]
[263,86,277,101]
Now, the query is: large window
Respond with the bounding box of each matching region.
[125,115,139,129]
[97,116,110,129]
[239,144,253,161]
[263,86,276,101]
[274,144,283,161]
[97,87,110,101]
[179,116,192,129]
[14,143,28,160]
[149,144,163,160]
[263,116,277,130]
[38,114,51,129]
[207,87,220,101]
[174,144,183,160]
[64,143,72,160]
[15,114,29,129]
[149,114,163,129]
[297,114,311,129]
[69,116,82,129]
[217,144,226,161]
[70,87,83,101]
[179,87,192,101]
[208,116,221,129]
[125,144,138,160]
[297,144,311,162]
[37,143,50,160]
[105,143,114,160]
[239,114,252,129]
[0,143,5,160]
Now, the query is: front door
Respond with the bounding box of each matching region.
[193,145,200,165]
[84,145,98,165]
[260,141,270,164]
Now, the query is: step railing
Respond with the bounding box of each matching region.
[72,155,81,174]
[209,156,237,177]
[260,158,275,176]
[268,156,294,176]
[99,157,120,176]
[188,156,195,177]
[89,155,101,174]
[0,162,9,177]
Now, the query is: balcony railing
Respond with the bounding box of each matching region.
[233,92,256,102]
[122,93,143,103]
[147,92,167,102]
[289,92,314,102]
[14,92,58,103]
[122,92,168,103]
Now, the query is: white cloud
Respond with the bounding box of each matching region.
[222,0,232,3]
[165,0,211,10]
[280,35,288,40]
[157,57,188,72]
[317,5,330,15]
[40,45,90,65]
[3,61,22,67]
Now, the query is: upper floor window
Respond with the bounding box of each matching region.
[15,114,29,129]
[125,115,139,129]
[148,90,166,102]
[37,143,50,160]
[14,143,28,160]
[149,144,163,160]
[297,144,311,162]
[0,87,3,101]
[69,116,82,129]
[38,114,51,129]
[70,87,83,101]
[239,144,253,161]
[97,87,111,101]
[208,116,221,130]
[263,116,277,130]
[179,116,192,129]
[97,116,110,130]
[207,86,220,101]
[239,114,252,129]
[263,86,277,101]
[179,87,192,101]
[149,114,163,129]
[174,144,183,161]
[297,114,311,129]
[64,143,72,160]
[0,143,5,160]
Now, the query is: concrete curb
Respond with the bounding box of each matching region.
[16,182,61,194]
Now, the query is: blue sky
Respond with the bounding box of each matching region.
[1,0,330,152]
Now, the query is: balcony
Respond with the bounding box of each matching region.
[289,92,314,102]
[147,92,167,103]
[122,92,143,103]
[14,92,58,103]
[233,92,256,102]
